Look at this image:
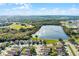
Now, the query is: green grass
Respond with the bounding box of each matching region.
[32,38,58,44]
[9,23,34,30]
[45,39,58,44]
[71,35,79,44]
[75,38,79,44]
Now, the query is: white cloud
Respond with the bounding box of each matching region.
[65,8,79,15]
[0,5,79,15]
[38,7,79,15]
[40,8,47,10]
[12,3,31,10]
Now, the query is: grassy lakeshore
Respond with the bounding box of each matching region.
[32,38,59,44]
[45,39,58,44]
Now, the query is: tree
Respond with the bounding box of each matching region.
[35,35,38,41]
[6,42,10,47]
[43,40,47,45]
[1,44,6,50]
[30,47,37,56]
[21,47,26,55]
[39,40,43,45]
[59,38,63,42]
[49,51,57,56]
[59,38,65,45]
[19,28,26,32]
[36,41,39,45]
[30,35,32,38]
[28,41,31,47]
[65,52,69,56]
[48,48,52,55]
[68,38,75,44]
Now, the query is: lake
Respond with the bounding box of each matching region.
[33,25,69,40]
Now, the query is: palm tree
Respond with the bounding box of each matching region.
[48,48,52,55]
[30,47,37,56]
[59,38,63,42]
[35,35,38,41]
[43,40,47,46]
[29,35,33,40]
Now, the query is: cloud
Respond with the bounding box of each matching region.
[40,8,47,10]
[38,7,79,15]
[67,8,79,15]
[0,3,32,15]
[0,4,79,15]
[12,3,31,10]
[1,8,79,15]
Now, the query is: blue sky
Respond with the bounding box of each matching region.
[0,3,79,15]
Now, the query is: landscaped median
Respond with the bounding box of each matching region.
[68,44,76,56]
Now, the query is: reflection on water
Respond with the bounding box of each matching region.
[33,25,68,40]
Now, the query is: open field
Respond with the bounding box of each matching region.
[9,23,34,30]
[32,38,58,44]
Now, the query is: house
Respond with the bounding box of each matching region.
[36,45,50,56]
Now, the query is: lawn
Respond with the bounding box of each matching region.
[32,38,58,44]
[9,23,34,30]
[75,38,79,44]
[45,39,58,44]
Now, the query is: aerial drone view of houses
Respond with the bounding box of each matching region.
[0,3,79,56]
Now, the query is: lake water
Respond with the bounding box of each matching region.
[33,25,69,40]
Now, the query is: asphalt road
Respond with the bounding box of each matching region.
[66,42,79,56]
